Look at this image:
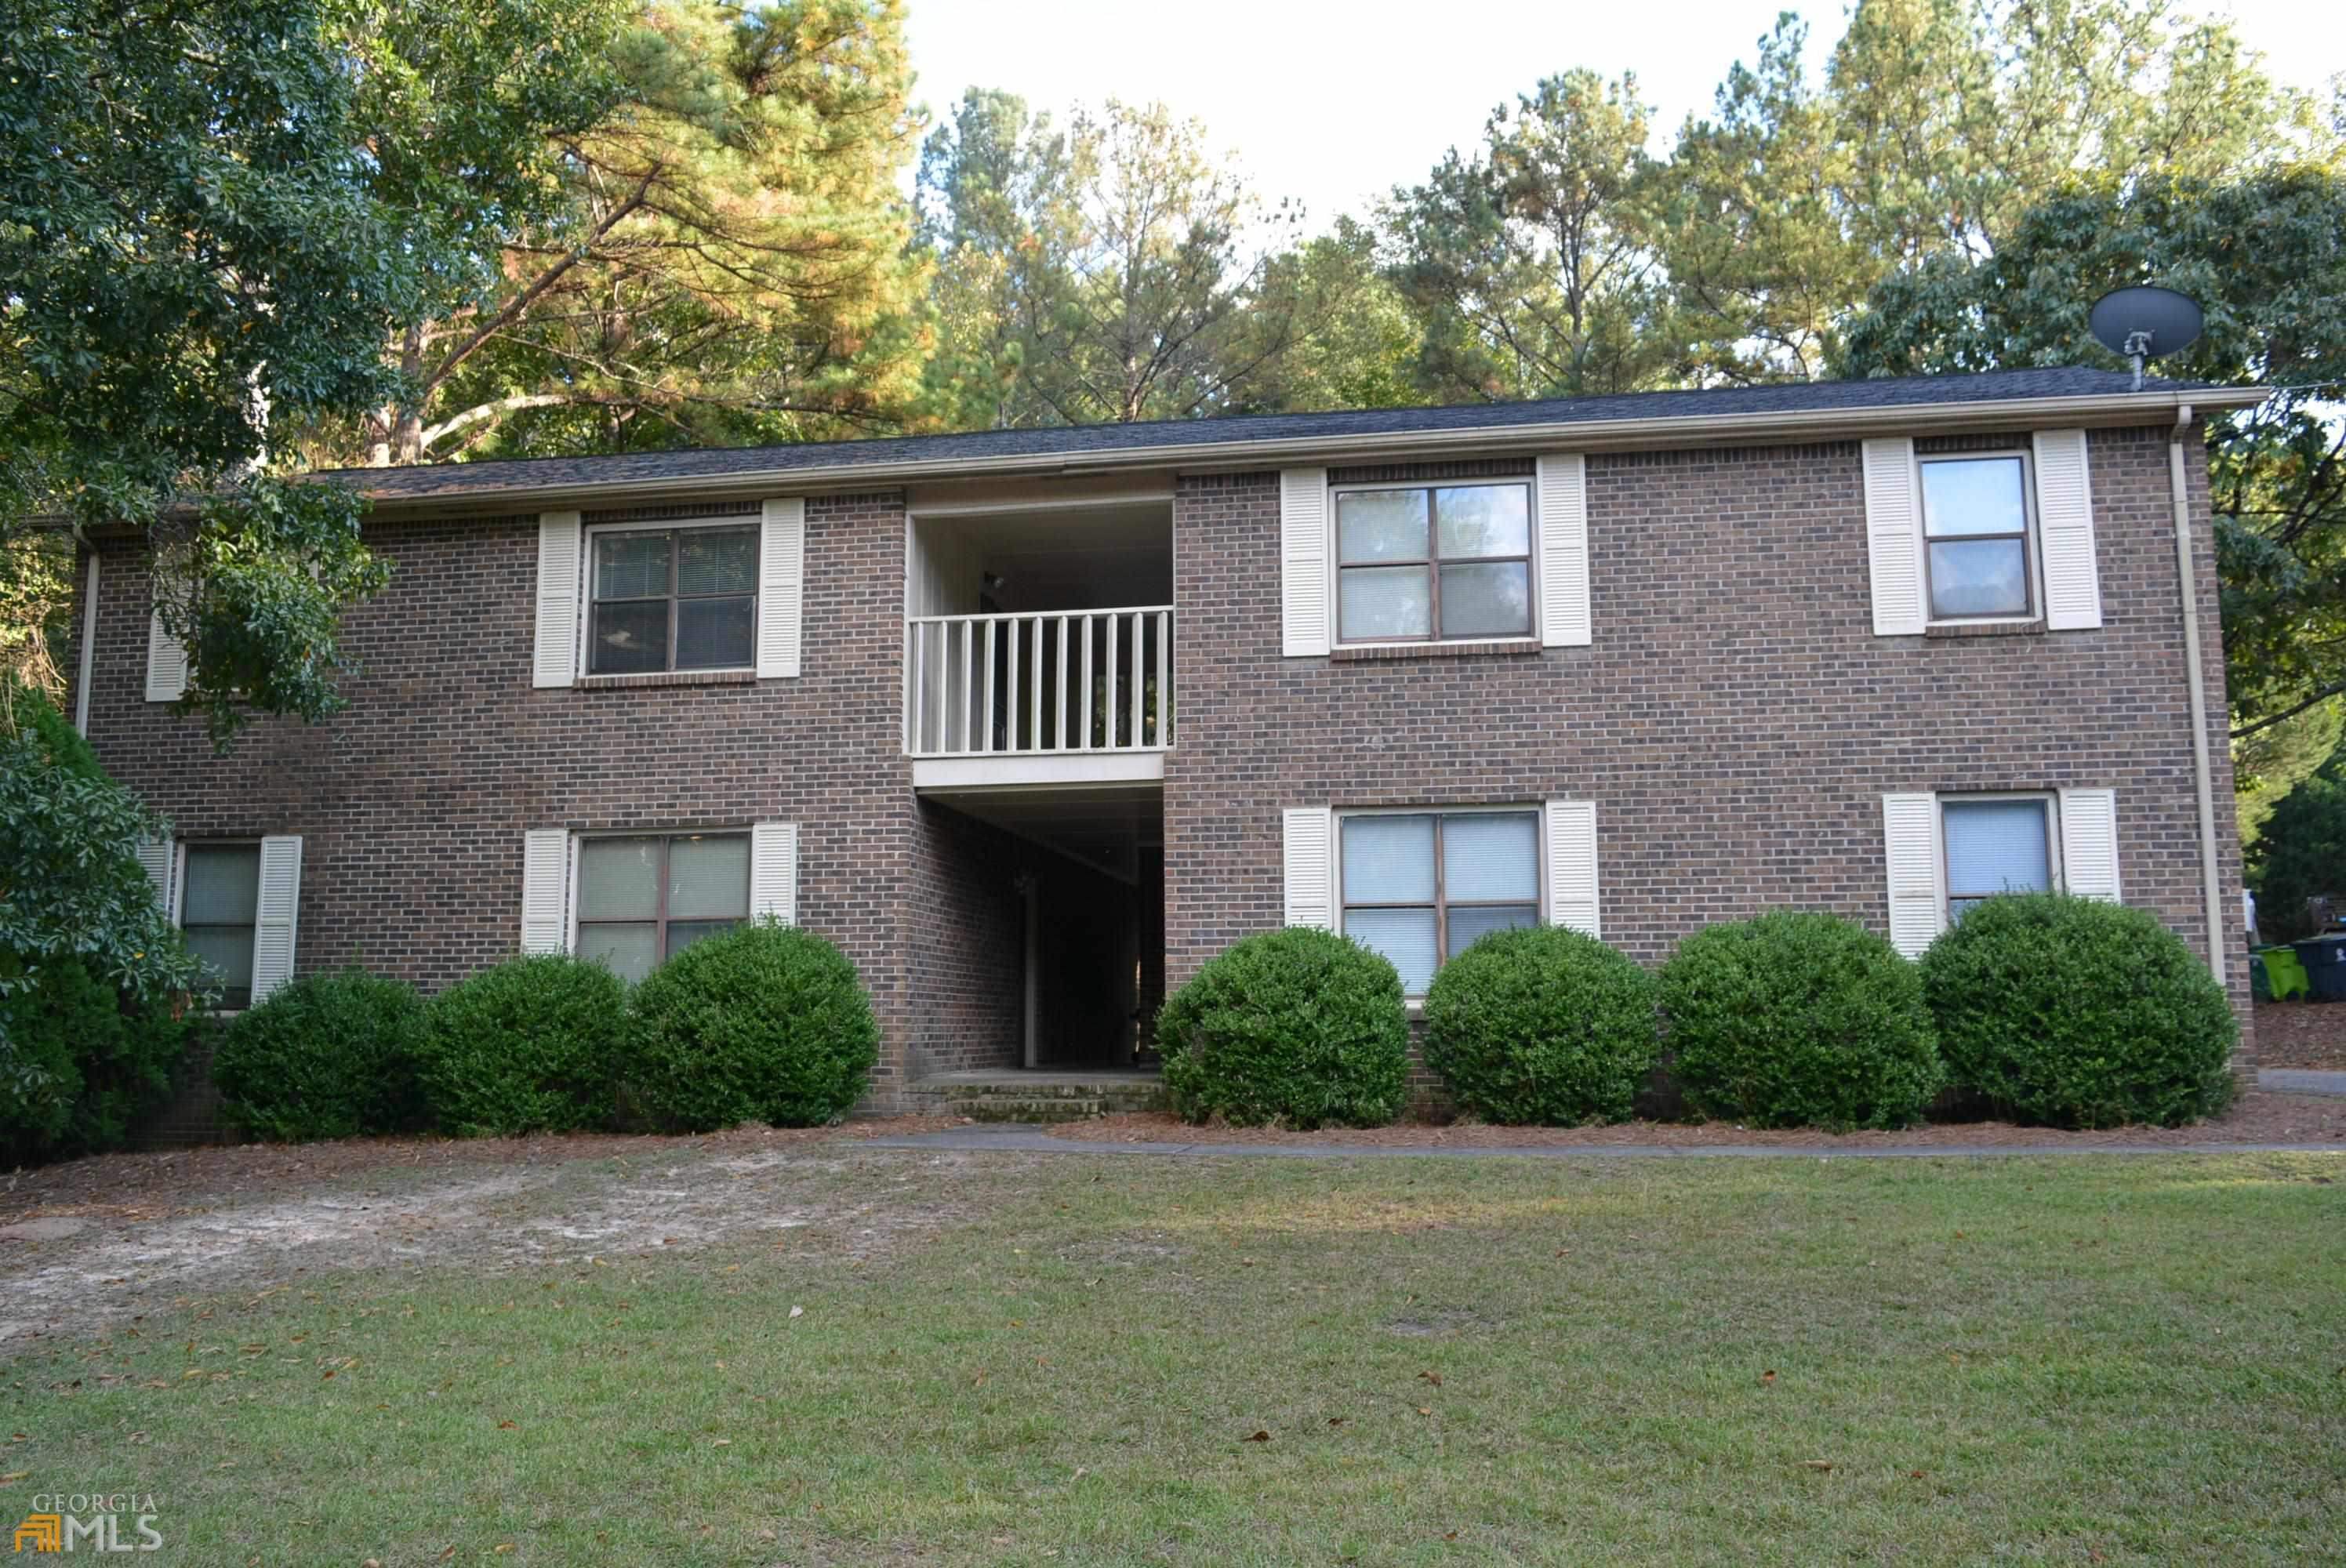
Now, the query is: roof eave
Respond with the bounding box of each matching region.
[353,385,2272,515]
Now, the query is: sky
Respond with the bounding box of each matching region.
[904,0,2344,230]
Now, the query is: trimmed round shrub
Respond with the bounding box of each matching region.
[1157,927,1409,1128]
[419,955,630,1136]
[0,958,193,1166]
[1659,912,1944,1131]
[1920,893,2235,1127]
[623,920,877,1131]
[213,971,429,1142]
[1422,926,1658,1125]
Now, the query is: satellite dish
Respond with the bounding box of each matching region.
[2089,286,2204,390]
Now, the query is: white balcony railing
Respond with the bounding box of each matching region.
[906,606,1172,758]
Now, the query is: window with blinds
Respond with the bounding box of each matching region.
[1943,797,2055,918]
[575,833,751,982]
[1339,810,1541,994]
[181,844,262,1009]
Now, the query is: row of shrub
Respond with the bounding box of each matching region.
[1157,895,2238,1133]
[1,682,204,1169]
[0,959,198,1168]
[212,921,878,1142]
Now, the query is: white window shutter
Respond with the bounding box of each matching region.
[1543,799,1600,936]
[520,829,572,953]
[750,820,798,924]
[1862,437,1926,637]
[532,512,583,688]
[1280,468,1330,656]
[757,497,806,678]
[1535,453,1591,648]
[1282,806,1334,928]
[145,591,189,704]
[2033,430,2102,630]
[136,837,177,920]
[251,836,303,1004]
[2057,787,2121,901]
[1881,793,1945,958]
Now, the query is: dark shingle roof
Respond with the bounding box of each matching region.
[332,368,2232,505]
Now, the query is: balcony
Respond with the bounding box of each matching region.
[906,605,1172,789]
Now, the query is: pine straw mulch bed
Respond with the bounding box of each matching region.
[0,1116,965,1224]
[2253,1000,2346,1069]
[1048,1089,2346,1150]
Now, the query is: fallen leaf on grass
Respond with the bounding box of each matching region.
[1418,1371,1442,1388]
[1802,1461,1833,1472]
[1327,1417,1346,1427]
[1244,1430,1270,1443]
[1417,1407,1433,1417]
[497,1420,518,1430]
[1762,1370,1777,1384]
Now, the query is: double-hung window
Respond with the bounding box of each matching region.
[180,844,262,1009]
[1942,795,2057,919]
[576,832,751,983]
[1919,454,2033,621]
[587,525,758,674]
[1339,810,1542,994]
[1335,482,1533,643]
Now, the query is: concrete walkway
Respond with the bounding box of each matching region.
[2261,1067,2346,1097]
[861,1123,2344,1161]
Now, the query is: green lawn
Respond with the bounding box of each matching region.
[5,1147,2342,1565]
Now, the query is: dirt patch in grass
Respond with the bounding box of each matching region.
[0,1120,970,1347]
[1050,1090,2346,1148]
[0,1116,961,1224]
[2254,1000,2346,1069]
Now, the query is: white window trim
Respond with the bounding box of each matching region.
[576,514,763,679]
[1334,804,1547,997]
[1939,790,2065,916]
[1913,448,2046,629]
[1325,477,1542,649]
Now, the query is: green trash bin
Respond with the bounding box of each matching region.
[2257,945,2312,1000]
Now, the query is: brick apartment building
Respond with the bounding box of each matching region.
[71,368,2261,1112]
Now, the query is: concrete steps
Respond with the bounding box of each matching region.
[926,1069,1170,1124]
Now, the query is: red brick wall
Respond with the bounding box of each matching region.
[80,490,967,1113]
[1164,423,2251,1062]
[75,415,2252,1137]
